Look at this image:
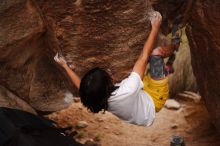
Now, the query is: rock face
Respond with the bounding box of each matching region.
[186,0,220,132]
[36,0,152,81]
[153,0,220,131]
[0,0,153,112]
[168,28,197,97]
[1,0,220,132]
[0,0,76,112]
[0,85,37,114]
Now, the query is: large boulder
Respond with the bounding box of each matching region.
[186,0,220,132]
[0,85,37,114]
[0,0,153,112]
[0,0,75,112]
[153,0,220,132]
[1,0,220,133]
[36,0,152,82]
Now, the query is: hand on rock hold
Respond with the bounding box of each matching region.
[54,53,67,67]
[149,11,162,31]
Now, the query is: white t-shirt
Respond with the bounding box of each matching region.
[108,72,155,126]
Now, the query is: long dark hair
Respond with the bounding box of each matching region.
[79,67,117,113]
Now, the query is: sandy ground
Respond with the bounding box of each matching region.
[48,98,220,146]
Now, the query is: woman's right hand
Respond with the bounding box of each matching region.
[54,53,67,67]
[150,11,162,31]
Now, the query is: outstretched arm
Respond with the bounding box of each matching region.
[54,54,81,89]
[133,12,162,79]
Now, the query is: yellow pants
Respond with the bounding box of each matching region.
[143,74,169,112]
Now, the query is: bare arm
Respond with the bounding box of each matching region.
[62,64,81,89]
[133,12,162,79]
[54,54,81,89]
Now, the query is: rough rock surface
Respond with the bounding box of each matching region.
[1,0,220,133]
[0,0,153,112]
[153,0,220,131]
[0,0,76,112]
[36,0,152,81]
[186,0,220,132]
[0,85,37,114]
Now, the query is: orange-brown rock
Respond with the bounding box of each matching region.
[186,0,220,132]
[0,0,76,112]
[153,0,220,132]
[1,0,220,133]
[0,0,153,112]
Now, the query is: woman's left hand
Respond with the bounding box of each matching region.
[54,53,67,67]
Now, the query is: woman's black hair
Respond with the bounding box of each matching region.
[79,67,117,113]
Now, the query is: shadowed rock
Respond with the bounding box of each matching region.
[186,0,220,132]
[0,85,37,115]
[0,0,75,112]
[1,0,220,133]
[153,0,220,132]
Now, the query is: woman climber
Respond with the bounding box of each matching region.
[54,11,180,126]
